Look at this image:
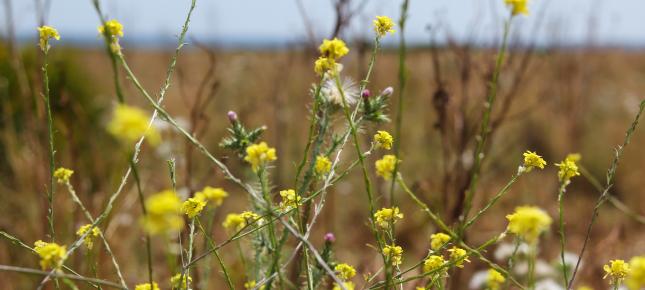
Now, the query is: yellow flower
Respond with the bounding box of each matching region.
[486,269,506,290]
[244,280,259,289]
[626,256,645,290]
[430,232,451,251]
[315,155,332,176]
[374,131,393,150]
[333,281,355,290]
[141,190,184,235]
[448,247,470,268]
[416,288,426,290]
[223,211,262,232]
[506,206,552,243]
[383,244,403,266]
[375,155,399,180]
[555,158,580,182]
[279,189,302,211]
[374,207,403,228]
[134,282,159,290]
[504,0,529,16]
[98,19,124,38]
[244,142,277,172]
[76,224,100,250]
[314,56,337,76]
[33,240,66,270]
[423,255,446,273]
[53,167,74,184]
[604,259,631,284]
[565,153,581,163]
[108,104,160,146]
[319,38,349,60]
[373,16,396,37]
[223,213,246,232]
[170,273,192,290]
[522,151,546,171]
[334,263,357,280]
[195,186,228,207]
[577,286,594,290]
[37,26,60,52]
[182,196,206,218]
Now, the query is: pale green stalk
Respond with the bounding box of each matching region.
[464,171,522,229]
[527,243,537,289]
[0,265,125,289]
[389,0,410,205]
[557,183,569,288]
[129,158,154,287]
[461,17,513,227]
[40,48,56,241]
[568,98,645,289]
[63,181,128,289]
[195,219,235,289]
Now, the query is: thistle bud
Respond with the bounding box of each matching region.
[227,111,238,124]
[382,87,394,97]
[324,232,336,243]
[361,89,371,100]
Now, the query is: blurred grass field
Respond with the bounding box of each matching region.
[1,43,644,288]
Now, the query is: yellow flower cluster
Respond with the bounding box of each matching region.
[141,190,184,235]
[223,211,261,232]
[423,255,446,273]
[486,269,506,290]
[373,16,396,37]
[523,150,546,171]
[98,19,124,38]
[54,167,74,184]
[315,155,332,176]
[374,130,394,150]
[448,247,470,268]
[556,157,580,182]
[195,186,228,207]
[375,155,399,180]
[244,142,277,172]
[627,256,645,290]
[314,38,349,76]
[383,244,403,266]
[107,104,160,146]
[374,207,403,228]
[98,19,124,53]
[76,224,100,249]
[134,282,159,290]
[182,196,207,219]
[604,259,631,284]
[334,263,357,280]
[504,0,529,16]
[506,206,552,243]
[170,273,192,290]
[37,25,60,52]
[279,189,302,211]
[430,232,451,251]
[34,240,66,270]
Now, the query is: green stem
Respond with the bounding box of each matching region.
[196,219,235,289]
[527,243,536,290]
[258,167,282,290]
[463,172,522,230]
[389,0,409,205]
[557,183,569,288]
[41,50,56,241]
[130,159,154,287]
[461,17,513,228]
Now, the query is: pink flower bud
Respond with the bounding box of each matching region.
[227,110,238,123]
[382,87,394,97]
[361,89,371,99]
[324,232,336,243]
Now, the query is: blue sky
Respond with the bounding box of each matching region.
[3,0,645,47]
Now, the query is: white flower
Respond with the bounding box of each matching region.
[494,242,530,261]
[321,77,359,106]
[534,279,564,290]
[468,270,489,289]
